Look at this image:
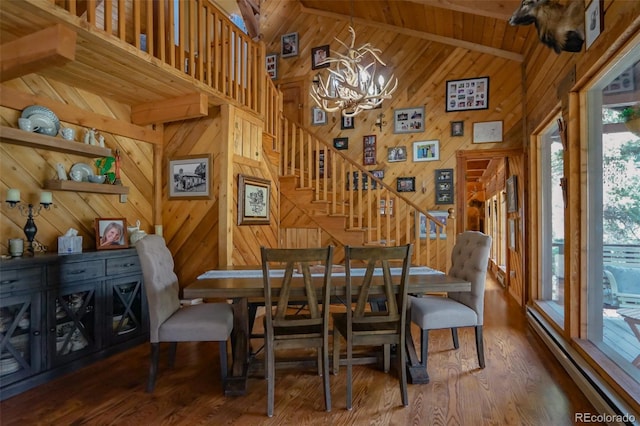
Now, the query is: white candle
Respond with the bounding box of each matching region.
[7,188,20,202]
[154,225,163,236]
[40,191,53,204]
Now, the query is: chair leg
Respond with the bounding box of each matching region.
[322,336,332,412]
[346,337,353,411]
[333,328,341,375]
[265,336,274,417]
[383,344,390,373]
[168,342,177,367]
[398,337,408,407]
[475,326,485,368]
[219,340,228,385]
[147,343,159,393]
[420,329,429,369]
[317,348,322,376]
[451,328,459,349]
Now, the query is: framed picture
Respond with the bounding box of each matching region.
[333,137,348,150]
[473,120,503,143]
[281,32,298,58]
[446,76,489,112]
[393,107,424,133]
[266,54,277,79]
[509,218,517,250]
[95,218,128,250]
[507,175,518,213]
[168,154,212,199]
[311,45,330,70]
[418,211,448,239]
[312,107,327,125]
[314,150,331,179]
[387,146,407,162]
[451,120,464,136]
[585,0,604,50]
[341,115,354,130]
[380,198,394,216]
[371,170,384,189]
[363,135,376,166]
[397,177,415,192]
[413,140,439,162]
[238,175,270,225]
[435,168,454,205]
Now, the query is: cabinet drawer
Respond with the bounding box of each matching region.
[59,261,104,283]
[106,256,140,276]
[0,267,44,294]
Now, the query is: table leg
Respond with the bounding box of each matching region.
[224,297,250,396]
[405,312,430,384]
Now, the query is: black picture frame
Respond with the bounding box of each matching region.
[451,120,464,136]
[363,135,376,166]
[281,32,298,58]
[341,115,354,130]
[266,53,277,79]
[371,170,384,189]
[311,45,330,70]
[396,177,415,192]
[435,168,454,205]
[445,76,489,112]
[333,137,348,150]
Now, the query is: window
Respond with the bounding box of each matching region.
[586,47,640,382]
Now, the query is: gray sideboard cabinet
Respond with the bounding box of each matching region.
[0,249,148,400]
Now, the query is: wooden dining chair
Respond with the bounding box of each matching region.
[260,246,334,417]
[332,244,413,410]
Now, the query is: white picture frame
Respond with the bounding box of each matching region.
[585,0,604,50]
[312,107,327,125]
[265,54,277,79]
[413,140,439,162]
[473,120,503,143]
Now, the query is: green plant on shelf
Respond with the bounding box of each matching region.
[95,157,116,184]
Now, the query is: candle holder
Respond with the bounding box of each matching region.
[5,200,52,256]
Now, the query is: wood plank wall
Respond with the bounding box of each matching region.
[1,76,154,255]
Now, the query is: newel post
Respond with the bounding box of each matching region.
[446,208,456,271]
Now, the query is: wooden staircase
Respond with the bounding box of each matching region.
[277,117,455,271]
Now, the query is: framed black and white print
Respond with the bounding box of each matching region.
[446,77,489,112]
[393,107,424,134]
[473,120,503,143]
[312,107,327,125]
[311,45,330,69]
[281,32,299,58]
[585,0,604,50]
[341,115,354,130]
[333,137,348,150]
[266,54,277,79]
[238,174,271,225]
[451,120,464,136]
[168,154,212,200]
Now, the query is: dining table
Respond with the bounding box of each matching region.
[183,266,471,396]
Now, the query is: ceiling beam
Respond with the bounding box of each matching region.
[407,0,521,21]
[0,25,77,82]
[299,5,523,62]
[131,93,209,125]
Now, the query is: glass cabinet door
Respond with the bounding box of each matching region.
[0,292,41,385]
[50,283,100,366]
[107,276,146,344]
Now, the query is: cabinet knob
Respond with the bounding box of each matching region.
[33,331,40,336]
[0,279,17,284]
[49,327,56,333]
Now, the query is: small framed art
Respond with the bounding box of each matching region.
[363,135,376,166]
[95,218,128,250]
[396,177,415,192]
[341,115,354,130]
[371,170,384,189]
[585,0,604,50]
[413,140,439,162]
[435,167,454,205]
[266,54,277,79]
[311,45,330,69]
[312,107,327,125]
[168,154,212,200]
[333,137,348,150]
[281,32,298,58]
[417,211,448,239]
[387,146,407,162]
[507,175,518,213]
[473,120,503,143]
[393,107,424,133]
[451,121,464,136]
[446,77,489,112]
[380,198,394,216]
[238,174,271,225]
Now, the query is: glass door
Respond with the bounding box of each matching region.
[107,276,146,345]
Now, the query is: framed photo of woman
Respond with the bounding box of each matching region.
[95,218,128,250]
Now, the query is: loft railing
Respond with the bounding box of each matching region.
[55,0,266,117]
[280,117,455,271]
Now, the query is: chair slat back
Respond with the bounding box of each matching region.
[345,245,413,327]
[261,246,334,329]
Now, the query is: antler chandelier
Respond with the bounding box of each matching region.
[311,26,398,117]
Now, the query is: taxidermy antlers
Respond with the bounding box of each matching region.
[509,0,585,54]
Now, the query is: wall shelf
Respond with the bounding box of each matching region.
[0,126,112,157]
[44,180,129,195]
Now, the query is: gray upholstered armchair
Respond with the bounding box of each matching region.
[409,231,492,375]
[136,235,233,393]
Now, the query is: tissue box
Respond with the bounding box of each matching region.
[58,236,82,254]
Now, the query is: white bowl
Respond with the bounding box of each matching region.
[88,175,106,184]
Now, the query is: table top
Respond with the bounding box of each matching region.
[183,267,471,299]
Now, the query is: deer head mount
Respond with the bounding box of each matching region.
[509,0,585,54]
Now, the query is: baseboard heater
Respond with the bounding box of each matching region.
[526,308,638,425]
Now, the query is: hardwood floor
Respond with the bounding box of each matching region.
[1,275,603,425]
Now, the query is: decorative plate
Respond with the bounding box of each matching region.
[21,105,61,135]
[27,114,58,136]
[70,163,94,182]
